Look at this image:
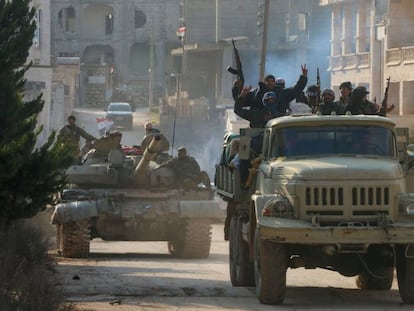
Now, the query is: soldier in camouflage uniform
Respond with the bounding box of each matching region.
[158,146,210,189]
[316,89,344,115]
[58,115,97,164]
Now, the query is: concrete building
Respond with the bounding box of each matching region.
[49,0,330,110]
[51,0,182,107]
[320,0,414,116]
[25,0,53,145]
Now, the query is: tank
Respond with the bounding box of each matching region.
[50,135,223,258]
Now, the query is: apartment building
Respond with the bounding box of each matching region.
[320,0,414,115]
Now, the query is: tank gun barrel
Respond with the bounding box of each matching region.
[134,135,163,185]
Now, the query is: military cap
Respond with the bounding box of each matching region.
[353,86,369,95]
[321,88,335,97]
[339,81,353,90]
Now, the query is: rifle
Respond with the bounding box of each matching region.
[312,67,321,113]
[379,76,391,117]
[226,39,245,97]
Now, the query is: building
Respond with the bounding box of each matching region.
[320,0,414,115]
[51,0,182,107]
[25,0,53,144]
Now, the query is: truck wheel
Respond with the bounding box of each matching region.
[396,244,414,304]
[355,266,394,290]
[168,219,212,258]
[254,228,286,305]
[60,220,90,258]
[229,216,254,286]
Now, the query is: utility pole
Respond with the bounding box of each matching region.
[259,0,270,80]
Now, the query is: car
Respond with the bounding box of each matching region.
[105,102,133,130]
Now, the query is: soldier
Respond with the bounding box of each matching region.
[141,122,170,163]
[234,65,308,123]
[305,84,320,113]
[144,121,160,135]
[317,88,344,115]
[335,81,353,108]
[158,146,210,190]
[58,115,97,164]
[344,86,378,115]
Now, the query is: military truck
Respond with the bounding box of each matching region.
[51,135,223,259]
[215,114,414,305]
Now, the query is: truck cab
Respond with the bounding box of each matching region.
[215,114,414,305]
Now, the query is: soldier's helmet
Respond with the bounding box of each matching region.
[262,91,277,105]
[321,88,335,99]
[275,78,285,88]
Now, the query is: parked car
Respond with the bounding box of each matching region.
[105,102,133,130]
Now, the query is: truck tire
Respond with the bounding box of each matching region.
[229,216,254,286]
[168,219,212,258]
[355,266,394,290]
[59,220,90,258]
[396,244,414,304]
[254,228,286,305]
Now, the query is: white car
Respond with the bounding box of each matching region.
[105,102,133,130]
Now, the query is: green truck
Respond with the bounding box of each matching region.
[215,114,414,305]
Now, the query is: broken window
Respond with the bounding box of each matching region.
[135,9,146,28]
[58,7,76,32]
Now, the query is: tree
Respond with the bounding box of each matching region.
[0,0,73,230]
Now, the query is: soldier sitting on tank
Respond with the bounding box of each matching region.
[140,122,170,163]
[83,130,123,164]
[157,146,211,190]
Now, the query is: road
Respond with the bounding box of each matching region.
[52,223,411,311]
[51,108,412,310]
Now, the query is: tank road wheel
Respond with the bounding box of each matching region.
[168,219,212,258]
[229,216,254,286]
[396,244,414,304]
[355,266,394,290]
[60,220,90,258]
[254,228,286,305]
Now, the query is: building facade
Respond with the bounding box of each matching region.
[321,0,414,115]
[51,0,182,107]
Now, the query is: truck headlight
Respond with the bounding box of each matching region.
[262,196,294,217]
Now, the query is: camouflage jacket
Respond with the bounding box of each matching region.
[58,125,96,146]
[160,155,201,181]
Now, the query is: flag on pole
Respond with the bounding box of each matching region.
[176,25,186,39]
[96,117,113,136]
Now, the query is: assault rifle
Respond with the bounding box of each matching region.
[311,67,322,113]
[226,39,245,98]
[378,76,391,117]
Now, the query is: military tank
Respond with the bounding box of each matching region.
[50,135,223,258]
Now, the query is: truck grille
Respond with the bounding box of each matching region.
[301,185,392,223]
[305,186,390,206]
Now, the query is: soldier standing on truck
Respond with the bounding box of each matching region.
[158,146,210,190]
[335,81,353,108]
[344,86,379,115]
[58,115,97,164]
[233,65,308,125]
[316,88,344,115]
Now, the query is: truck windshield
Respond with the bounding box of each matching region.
[271,125,396,158]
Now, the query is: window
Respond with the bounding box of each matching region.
[105,13,113,35]
[135,9,146,28]
[271,125,395,158]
